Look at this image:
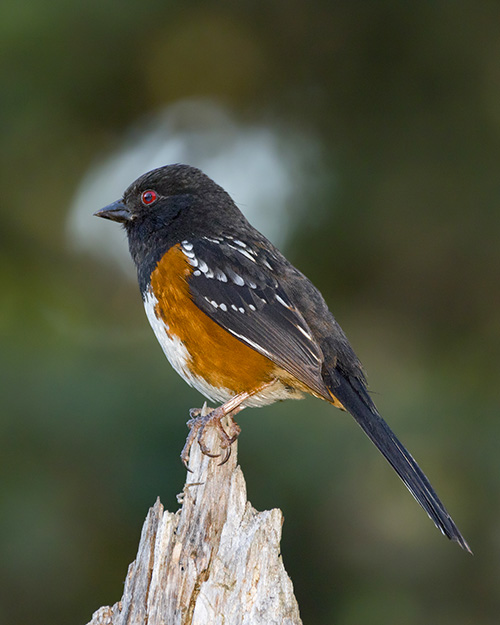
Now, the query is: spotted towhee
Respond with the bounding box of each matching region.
[95,164,470,552]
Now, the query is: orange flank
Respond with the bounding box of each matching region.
[150,244,278,395]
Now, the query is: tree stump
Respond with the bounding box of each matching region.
[87,413,303,625]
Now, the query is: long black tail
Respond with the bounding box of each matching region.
[327,370,471,553]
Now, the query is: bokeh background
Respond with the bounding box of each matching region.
[2,2,500,623]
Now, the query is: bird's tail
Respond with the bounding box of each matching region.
[326,371,472,553]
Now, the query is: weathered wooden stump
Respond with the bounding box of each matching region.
[87,413,302,625]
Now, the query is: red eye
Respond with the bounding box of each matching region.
[141,190,158,205]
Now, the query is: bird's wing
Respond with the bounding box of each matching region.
[181,236,328,398]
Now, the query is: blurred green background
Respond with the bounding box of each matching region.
[2,1,500,623]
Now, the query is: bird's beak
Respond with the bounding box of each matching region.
[94,200,132,223]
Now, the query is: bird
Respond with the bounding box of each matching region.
[94,163,471,552]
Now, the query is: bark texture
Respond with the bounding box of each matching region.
[87,414,302,625]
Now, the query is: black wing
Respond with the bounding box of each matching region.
[181,237,471,551]
[180,236,328,398]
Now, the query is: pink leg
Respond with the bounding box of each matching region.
[180,381,276,469]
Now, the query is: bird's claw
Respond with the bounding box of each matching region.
[180,405,241,470]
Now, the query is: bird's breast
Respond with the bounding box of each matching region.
[143,244,299,406]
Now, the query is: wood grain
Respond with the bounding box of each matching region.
[87,412,302,625]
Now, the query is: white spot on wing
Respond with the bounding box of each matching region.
[215,269,228,282]
[296,324,314,341]
[219,303,228,311]
[235,247,256,262]
[229,271,245,286]
[227,327,273,360]
[275,294,289,307]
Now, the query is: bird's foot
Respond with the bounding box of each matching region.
[181,403,242,470]
[180,382,277,470]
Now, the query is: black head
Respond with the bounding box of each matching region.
[94,164,242,227]
[94,164,252,291]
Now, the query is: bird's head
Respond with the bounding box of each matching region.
[94,163,236,228]
[93,164,252,288]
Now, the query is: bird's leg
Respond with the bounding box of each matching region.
[181,393,248,469]
[181,380,276,469]
[197,404,244,466]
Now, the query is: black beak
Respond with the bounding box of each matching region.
[94,200,132,223]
